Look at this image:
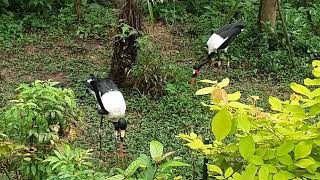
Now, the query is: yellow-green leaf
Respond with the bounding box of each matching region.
[225,167,234,178]
[312,60,320,67]
[249,155,264,165]
[237,111,250,132]
[241,164,258,179]
[195,87,215,95]
[277,154,293,166]
[304,78,320,86]
[269,96,283,111]
[23,157,31,161]
[295,159,316,168]
[273,171,295,180]
[290,83,311,97]
[207,164,223,175]
[311,88,320,97]
[313,67,320,77]
[239,135,255,160]
[199,79,218,84]
[217,78,230,88]
[276,141,294,156]
[212,108,232,141]
[259,165,270,180]
[228,91,241,101]
[294,141,312,160]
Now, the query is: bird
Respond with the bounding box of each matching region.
[85,74,127,157]
[191,22,245,85]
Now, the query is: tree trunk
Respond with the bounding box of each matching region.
[259,0,277,31]
[74,0,81,21]
[109,0,142,86]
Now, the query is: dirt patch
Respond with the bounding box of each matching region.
[45,72,68,83]
[145,21,180,56]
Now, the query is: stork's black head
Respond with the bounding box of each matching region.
[112,119,127,131]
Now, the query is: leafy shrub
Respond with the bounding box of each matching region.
[43,143,106,179]
[179,60,320,179]
[3,80,81,144]
[107,140,190,179]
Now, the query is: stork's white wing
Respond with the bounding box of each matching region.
[207,34,229,54]
[101,91,126,119]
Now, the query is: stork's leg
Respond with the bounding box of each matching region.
[114,130,118,150]
[99,115,104,151]
[217,52,222,68]
[227,54,231,69]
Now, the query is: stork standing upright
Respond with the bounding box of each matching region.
[85,75,127,158]
[191,22,245,85]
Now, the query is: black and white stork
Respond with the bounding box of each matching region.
[191,22,245,85]
[85,75,127,157]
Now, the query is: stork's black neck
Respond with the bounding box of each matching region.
[91,80,108,113]
[194,56,212,70]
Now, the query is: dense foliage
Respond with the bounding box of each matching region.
[179,60,320,179]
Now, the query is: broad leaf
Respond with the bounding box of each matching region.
[160,160,190,171]
[224,167,234,178]
[276,141,294,156]
[290,83,311,97]
[217,78,230,88]
[199,79,218,84]
[239,135,255,160]
[212,108,232,141]
[228,91,241,101]
[294,141,312,160]
[207,164,223,175]
[211,89,228,103]
[150,140,164,162]
[304,78,320,86]
[106,175,125,180]
[269,96,283,111]
[259,165,270,180]
[195,87,215,95]
[273,171,295,180]
[295,159,316,168]
[241,164,258,179]
[237,111,250,132]
[277,154,293,166]
[124,159,146,177]
[249,155,264,165]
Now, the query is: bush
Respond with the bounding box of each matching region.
[179,60,320,179]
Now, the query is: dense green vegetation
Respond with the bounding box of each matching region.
[1,0,320,179]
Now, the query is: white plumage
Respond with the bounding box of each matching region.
[101,91,126,121]
[207,34,229,54]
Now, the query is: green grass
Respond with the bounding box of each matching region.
[0,5,296,178]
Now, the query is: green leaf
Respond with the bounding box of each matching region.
[241,164,258,179]
[294,141,312,160]
[237,111,250,132]
[239,135,255,160]
[264,164,277,173]
[269,96,283,111]
[290,83,311,97]
[225,167,234,178]
[259,165,270,180]
[273,171,295,180]
[23,157,31,161]
[295,159,316,168]
[255,147,267,158]
[160,160,190,171]
[249,155,264,165]
[195,87,215,95]
[277,154,293,166]
[150,140,163,162]
[124,159,146,177]
[31,165,36,176]
[106,174,125,180]
[212,108,232,141]
[207,164,223,175]
[276,141,294,156]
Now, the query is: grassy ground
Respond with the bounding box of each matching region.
[0,12,294,178]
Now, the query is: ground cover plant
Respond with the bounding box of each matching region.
[0,0,320,179]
